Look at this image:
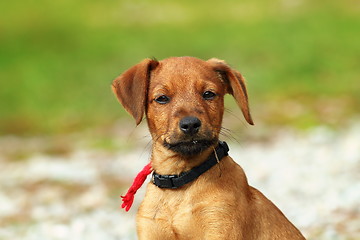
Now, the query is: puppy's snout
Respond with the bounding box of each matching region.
[179,116,201,135]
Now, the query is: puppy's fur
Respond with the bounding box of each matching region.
[112,57,305,239]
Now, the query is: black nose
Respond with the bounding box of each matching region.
[179,116,201,135]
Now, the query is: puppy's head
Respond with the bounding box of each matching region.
[112,57,253,156]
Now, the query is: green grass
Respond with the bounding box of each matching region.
[1,0,359,134]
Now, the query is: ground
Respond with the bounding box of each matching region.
[1,122,359,240]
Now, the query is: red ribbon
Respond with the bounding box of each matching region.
[120,163,152,211]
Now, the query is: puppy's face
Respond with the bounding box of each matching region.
[146,58,226,156]
[112,56,253,157]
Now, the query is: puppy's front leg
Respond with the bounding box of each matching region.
[137,216,177,240]
[137,201,179,240]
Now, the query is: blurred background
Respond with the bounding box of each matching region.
[0,0,359,239]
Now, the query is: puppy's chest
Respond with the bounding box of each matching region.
[139,185,203,235]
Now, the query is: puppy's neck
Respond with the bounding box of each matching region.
[150,141,214,175]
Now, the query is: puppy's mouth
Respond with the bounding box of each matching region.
[163,139,217,156]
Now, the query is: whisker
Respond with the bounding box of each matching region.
[220,127,241,144]
[143,138,153,153]
[137,133,165,163]
[224,108,251,129]
[220,132,240,144]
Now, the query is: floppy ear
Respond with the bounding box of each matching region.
[112,58,159,125]
[207,58,254,125]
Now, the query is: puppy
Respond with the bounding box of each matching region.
[112,56,305,239]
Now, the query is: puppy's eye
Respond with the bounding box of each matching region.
[155,95,170,104]
[202,91,216,100]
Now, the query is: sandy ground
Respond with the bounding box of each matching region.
[0,123,359,239]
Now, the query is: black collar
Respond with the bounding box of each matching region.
[152,141,229,189]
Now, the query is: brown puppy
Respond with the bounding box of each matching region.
[112,57,305,239]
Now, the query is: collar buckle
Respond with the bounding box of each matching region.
[152,174,178,189]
